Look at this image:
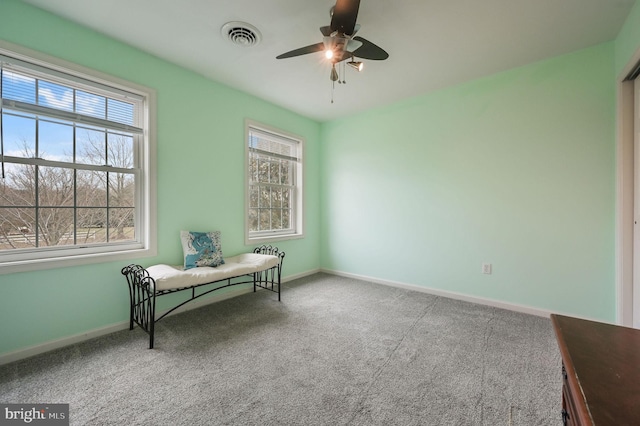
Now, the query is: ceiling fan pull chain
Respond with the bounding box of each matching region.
[331,80,334,103]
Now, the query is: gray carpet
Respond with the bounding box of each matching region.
[0,273,561,425]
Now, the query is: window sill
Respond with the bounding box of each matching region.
[0,246,157,275]
[245,232,304,247]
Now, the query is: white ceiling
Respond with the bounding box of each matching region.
[22,0,636,122]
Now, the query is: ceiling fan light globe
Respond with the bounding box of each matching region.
[325,50,334,60]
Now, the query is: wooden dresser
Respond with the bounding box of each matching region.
[551,314,640,425]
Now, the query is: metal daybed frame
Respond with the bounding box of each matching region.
[120,245,285,348]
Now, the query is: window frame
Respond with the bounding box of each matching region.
[0,41,156,274]
[245,119,304,245]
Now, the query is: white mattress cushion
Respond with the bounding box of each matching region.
[146,253,279,291]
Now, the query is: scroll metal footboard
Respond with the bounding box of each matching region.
[120,245,285,349]
[121,264,158,348]
[253,245,285,301]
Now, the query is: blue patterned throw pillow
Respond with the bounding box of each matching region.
[180,230,225,269]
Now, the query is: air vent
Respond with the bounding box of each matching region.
[221,22,262,47]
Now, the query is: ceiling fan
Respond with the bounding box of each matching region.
[276,0,388,86]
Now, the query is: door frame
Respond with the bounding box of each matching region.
[616,47,640,327]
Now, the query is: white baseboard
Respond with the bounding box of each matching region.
[321,268,555,318]
[282,268,321,283]
[0,321,131,366]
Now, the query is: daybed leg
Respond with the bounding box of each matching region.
[277,253,283,302]
[149,291,156,349]
[124,267,135,331]
[129,301,135,331]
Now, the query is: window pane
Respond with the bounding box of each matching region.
[107,133,134,168]
[109,208,135,242]
[38,166,74,207]
[109,173,135,207]
[0,207,36,249]
[0,163,36,206]
[272,209,282,230]
[39,120,73,162]
[269,160,280,184]
[280,160,291,185]
[249,186,259,208]
[248,208,258,231]
[2,70,35,103]
[38,207,74,246]
[259,186,270,208]
[2,113,35,157]
[76,90,106,119]
[282,209,290,229]
[77,128,106,165]
[77,208,107,243]
[249,155,258,182]
[257,157,269,183]
[77,170,107,207]
[282,189,291,209]
[38,80,73,112]
[259,210,270,231]
[271,187,282,208]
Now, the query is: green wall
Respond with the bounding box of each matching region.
[0,0,321,356]
[615,0,640,76]
[320,43,616,321]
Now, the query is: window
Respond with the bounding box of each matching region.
[246,120,303,244]
[0,43,155,273]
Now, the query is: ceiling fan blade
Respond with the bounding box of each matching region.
[352,36,389,60]
[330,0,360,35]
[276,42,325,59]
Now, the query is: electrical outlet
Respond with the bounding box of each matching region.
[482,263,492,274]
